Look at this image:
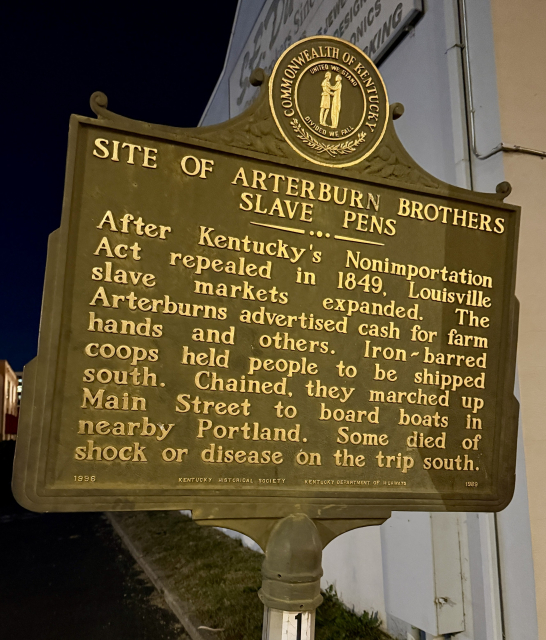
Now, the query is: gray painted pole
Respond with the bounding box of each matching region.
[259,514,323,640]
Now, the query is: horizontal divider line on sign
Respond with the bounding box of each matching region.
[334,235,385,246]
[250,221,305,234]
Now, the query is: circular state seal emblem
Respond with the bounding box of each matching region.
[269,36,389,168]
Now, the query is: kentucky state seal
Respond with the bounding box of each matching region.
[269,36,389,168]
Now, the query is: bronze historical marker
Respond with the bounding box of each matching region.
[14,37,519,524]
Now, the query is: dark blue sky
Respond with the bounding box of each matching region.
[1,3,239,371]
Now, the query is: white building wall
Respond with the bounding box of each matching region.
[200,0,541,635]
[377,3,471,635]
[461,0,540,636]
[321,525,386,621]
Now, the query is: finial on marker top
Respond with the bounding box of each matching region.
[495,181,512,199]
[392,103,405,120]
[250,68,266,87]
[90,91,108,117]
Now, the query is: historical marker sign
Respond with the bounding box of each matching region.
[14,37,519,519]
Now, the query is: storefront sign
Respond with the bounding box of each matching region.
[230,0,423,116]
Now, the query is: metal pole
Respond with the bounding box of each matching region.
[259,514,323,640]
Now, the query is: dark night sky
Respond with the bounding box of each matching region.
[1,3,240,371]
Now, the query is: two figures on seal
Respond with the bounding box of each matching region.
[319,72,342,128]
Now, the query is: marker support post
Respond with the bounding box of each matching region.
[195,510,391,640]
[259,514,323,639]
